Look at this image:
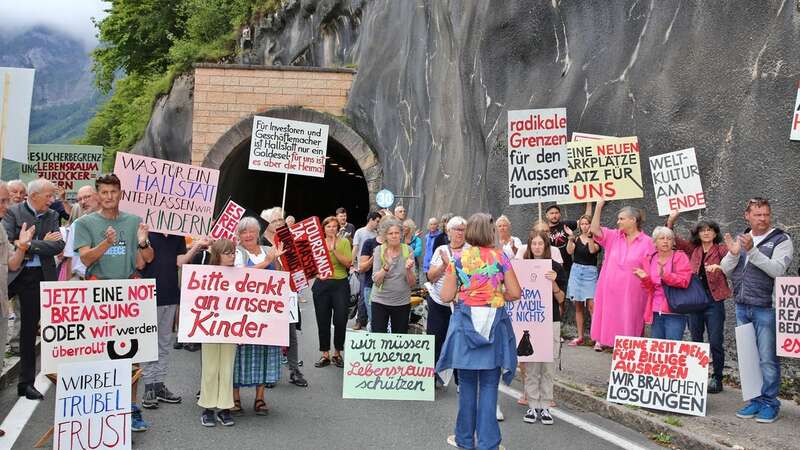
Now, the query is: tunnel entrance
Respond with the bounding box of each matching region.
[203,107,382,229]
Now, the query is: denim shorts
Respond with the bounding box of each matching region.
[567,263,598,301]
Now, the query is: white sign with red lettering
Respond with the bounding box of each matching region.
[791,83,800,141]
[507,108,569,204]
[649,148,705,216]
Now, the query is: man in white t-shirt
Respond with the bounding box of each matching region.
[62,185,99,279]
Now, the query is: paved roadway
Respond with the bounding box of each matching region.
[0,300,662,450]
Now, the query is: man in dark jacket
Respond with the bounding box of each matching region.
[3,178,65,400]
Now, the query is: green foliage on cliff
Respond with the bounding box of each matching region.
[82,0,283,168]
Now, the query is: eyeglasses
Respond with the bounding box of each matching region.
[452,227,466,232]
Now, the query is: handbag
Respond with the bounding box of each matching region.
[660,254,713,313]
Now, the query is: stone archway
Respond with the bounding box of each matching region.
[201,106,382,225]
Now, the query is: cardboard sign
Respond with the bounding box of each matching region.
[736,323,764,401]
[649,148,705,215]
[0,67,35,163]
[506,259,553,362]
[39,279,158,374]
[178,265,290,346]
[21,144,103,200]
[343,332,435,401]
[209,199,245,243]
[791,82,800,141]
[560,136,643,204]
[54,360,132,450]
[572,132,612,141]
[275,216,334,292]
[249,116,329,177]
[607,336,710,416]
[776,277,800,358]
[114,152,219,237]
[507,108,570,204]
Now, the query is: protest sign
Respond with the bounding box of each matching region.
[506,259,553,362]
[54,359,131,450]
[275,216,333,292]
[249,116,329,177]
[209,198,245,243]
[649,148,705,215]
[20,144,103,200]
[607,336,709,416]
[178,264,290,346]
[572,132,612,141]
[507,108,570,204]
[0,67,34,163]
[560,136,643,204]
[39,279,158,374]
[343,332,435,401]
[776,277,800,358]
[736,323,763,401]
[114,152,219,237]
[791,82,800,141]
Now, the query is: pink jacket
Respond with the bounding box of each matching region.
[640,251,693,323]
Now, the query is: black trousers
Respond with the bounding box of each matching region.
[11,267,44,388]
[312,278,350,352]
[425,297,452,363]
[371,302,411,334]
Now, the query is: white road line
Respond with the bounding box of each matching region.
[498,383,651,450]
[0,373,52,449]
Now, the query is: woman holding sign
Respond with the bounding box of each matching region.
[589,199,654,351]
[232,217,285,416]
[437,213,521,450]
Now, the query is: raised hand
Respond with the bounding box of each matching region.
[105,226,117,245]
[405,255,415,271]
[18,223,35,248]
[705,264,721,273]
[274,241,287,258]
[633,267,648,279]
[564,225,574,238]
[667,210,679,226]
[723,233,739,255]
[137,223,149,242]
[195,236,211,248]
[739,234,754,252]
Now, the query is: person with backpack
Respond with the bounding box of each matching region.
[371,217,416,333]
[633,226,693,340]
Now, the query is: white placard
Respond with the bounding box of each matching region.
[0,67,35,163]
[249,116,329,177]
[649,148,705,216]
[736,323,764,401]
[791,83,800,141]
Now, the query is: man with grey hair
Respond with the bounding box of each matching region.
[7,179,26,205]
[3,178,65,400]
[62,185,100,279]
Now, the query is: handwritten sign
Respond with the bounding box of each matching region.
[39,279,158,374]
[560,136,643,204]
[343,332,435,401]
[507,108,569,204]
[506,259,553,362]
[209,199,245,243]
[776,277,800,358]
[649,148,705,215]
[791,82,800,141]
[275,216,333,292]
[249,116,329,177]
[0,67,35,163]
[178,265,290,345]
[607,336,709,416]
[114,152,219,237]
[54,360,131,450]
[21,144,103,200]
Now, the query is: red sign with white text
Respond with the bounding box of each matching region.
[276,216,334,291]
[209,199,245,243]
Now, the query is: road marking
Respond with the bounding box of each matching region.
[497,383,651,450]
[0,373,52,448]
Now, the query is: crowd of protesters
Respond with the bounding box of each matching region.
[0,174,794,447]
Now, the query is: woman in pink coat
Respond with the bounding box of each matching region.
[634,226,693,341]
[589,199,655,350]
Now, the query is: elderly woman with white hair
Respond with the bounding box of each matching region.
[231,216,285,416]
[495,215,522,259]
[633,226,693,341]
[372,216,416,333]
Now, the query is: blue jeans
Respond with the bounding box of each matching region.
[362,287,372,325]
[650,312,686,340]
[357,281,370,326]
[688,299,725,381]
[456,368,501,450]
[736,303,781,409]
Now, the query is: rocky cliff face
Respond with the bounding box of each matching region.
[133,0,800,387]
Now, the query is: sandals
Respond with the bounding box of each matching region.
[331,354,344,368]
[314,356,331,368]
[568,337,584,347]
[231,399,243,416]
[594,343,603,352]
[254,399,269,416]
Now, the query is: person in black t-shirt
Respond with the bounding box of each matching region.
[564,215,599,347]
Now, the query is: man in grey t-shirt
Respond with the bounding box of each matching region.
[352,211,381,329]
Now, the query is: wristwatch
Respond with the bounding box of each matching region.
[138,239,151,249]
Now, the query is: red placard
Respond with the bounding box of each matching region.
[276,216,334,291]
[209,199,245,244]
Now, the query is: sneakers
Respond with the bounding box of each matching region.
[155,384,182,404]
[540,408,554,425]
[131,405,149,432]
[736,402,762,419]
[756,405,779,423]
[141,388,159,409]
[523,408,538,423]
[201,409,215,427]
[496,404,504,421]
[708,377,723,394]
[594,343,603,352]
[290,370,308,387]
[216,409,235,426]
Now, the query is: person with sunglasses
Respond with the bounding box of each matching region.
[721,197,793,424]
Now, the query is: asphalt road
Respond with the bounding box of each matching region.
[0,300,662,450]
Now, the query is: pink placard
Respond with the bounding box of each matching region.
[114,152,219,237]
[210,199,245,243]
[506,259,553,362]
[178,264,290,346]
[776,277,800,358]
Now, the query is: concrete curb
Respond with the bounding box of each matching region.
[554,378,731,450]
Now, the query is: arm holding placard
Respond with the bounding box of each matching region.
[177,236,208,266]
[590,198,606,241]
